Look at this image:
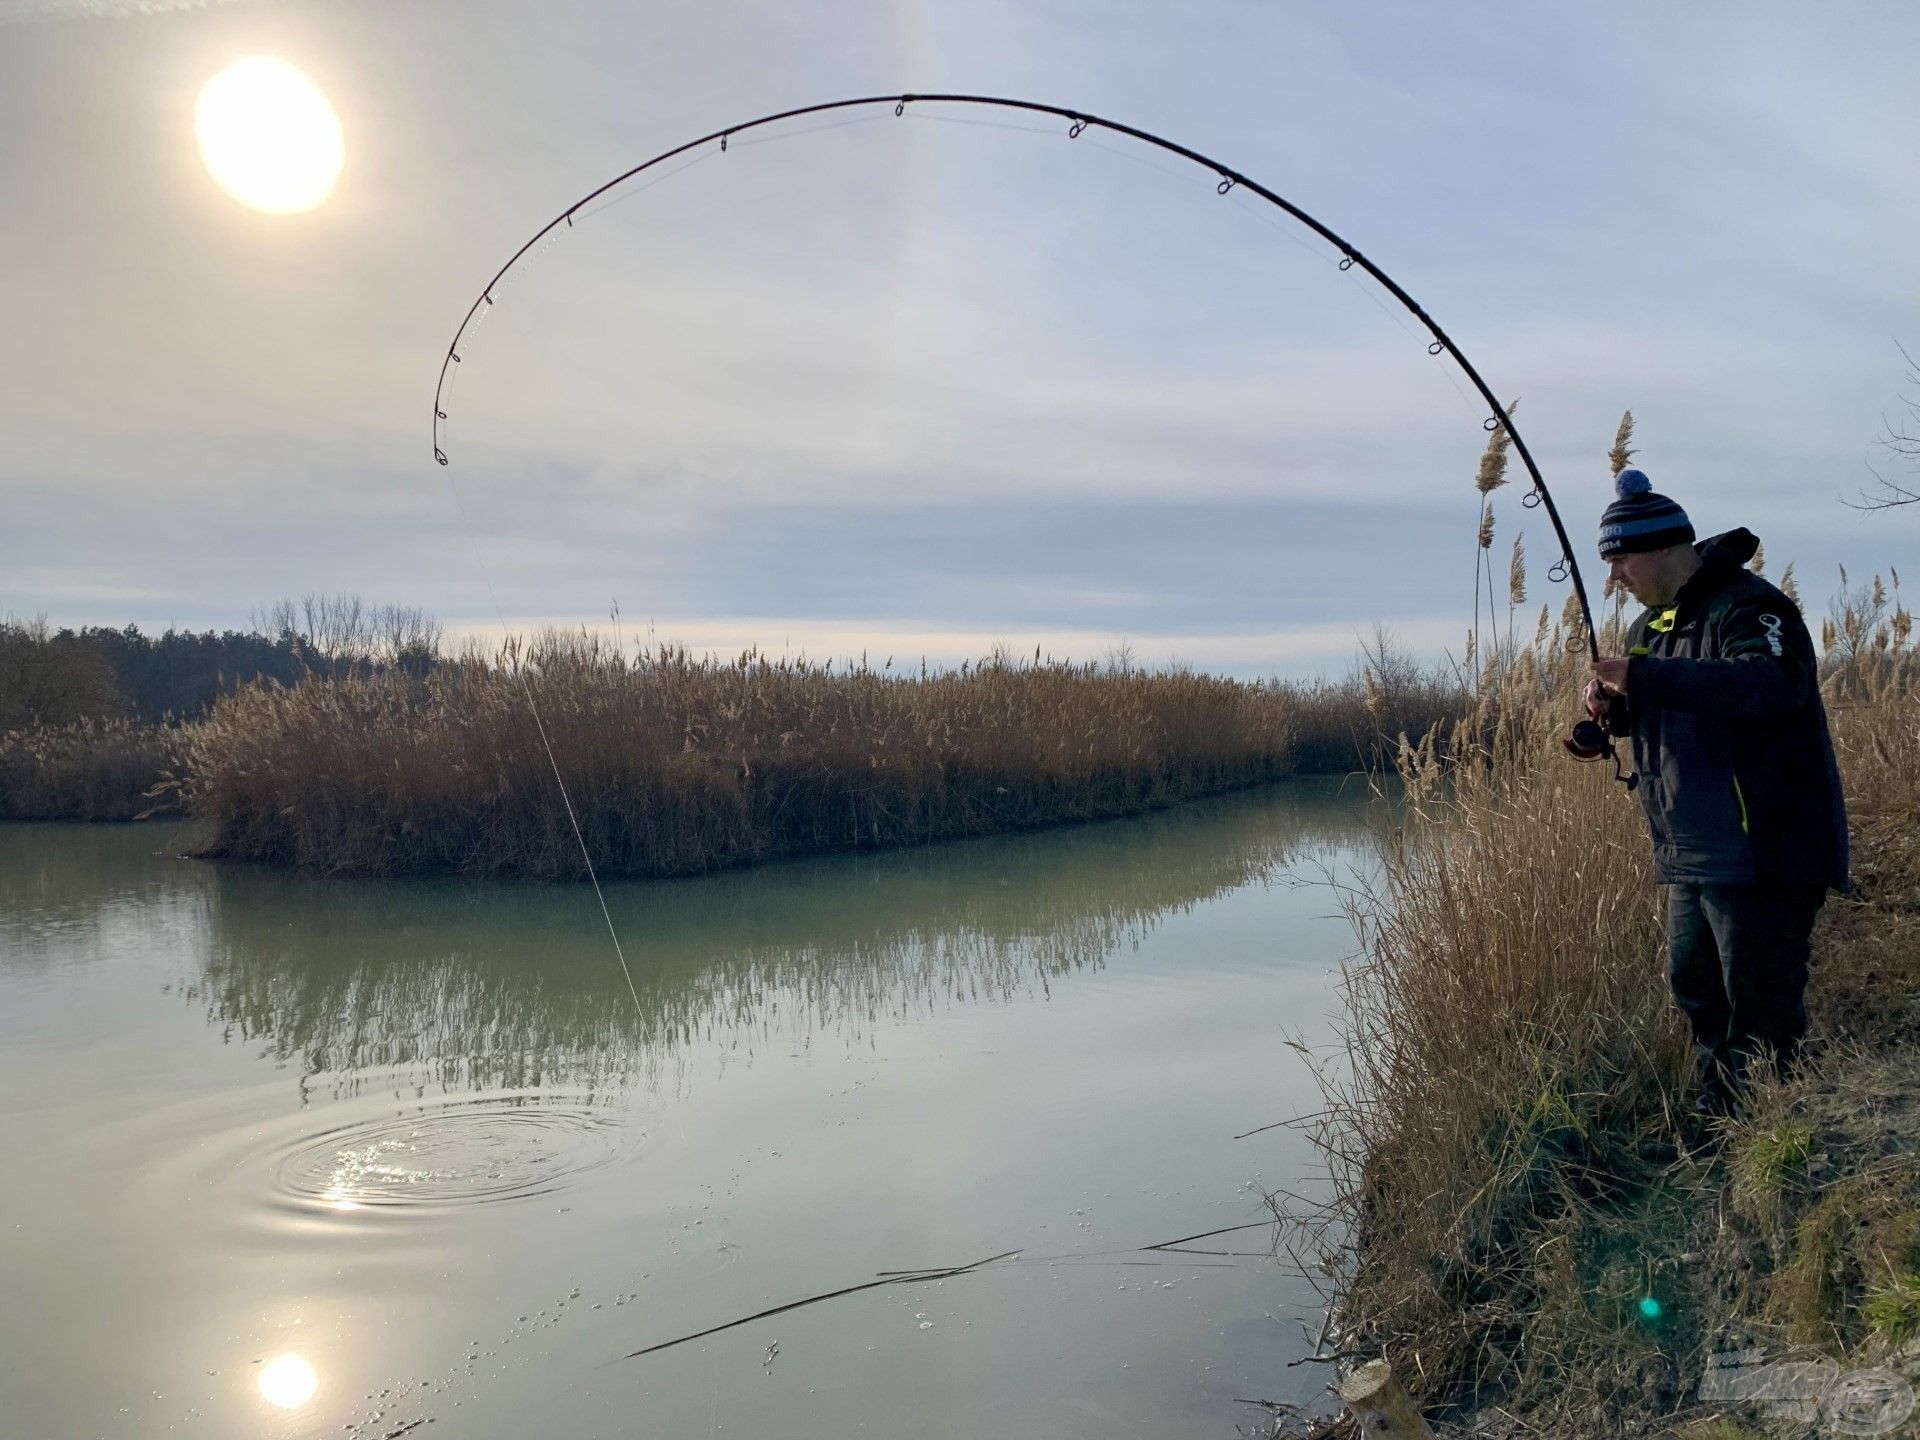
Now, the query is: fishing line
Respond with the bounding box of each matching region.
[1213,175,1497,426]
[432,92,1606,999]
[1330,261,1500,441]
[1070,121,1541,593]
[902,110,1065,139]
[1334,260,1497,439]
[1219,181,1342,266]
[1219,184,1493,428]
[432,468,646,1018]
[728,111,888,150]
[575,147,721,224]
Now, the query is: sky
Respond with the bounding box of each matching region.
[2,0,1917,678]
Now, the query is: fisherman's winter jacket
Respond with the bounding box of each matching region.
[1612,528,1848,888]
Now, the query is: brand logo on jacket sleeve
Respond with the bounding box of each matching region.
[1759,614,1785,656]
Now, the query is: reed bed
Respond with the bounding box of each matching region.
[1290,583,1920,1436]
[0,717,183,821]
[173,636,1434,877]
[1280,668,1465,774]
[0,628,1457,839]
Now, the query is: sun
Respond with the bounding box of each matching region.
[195,57,344,214]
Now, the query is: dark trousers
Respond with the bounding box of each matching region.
[1666,882,1825,1093]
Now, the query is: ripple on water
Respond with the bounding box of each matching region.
[274,1093,629,1212]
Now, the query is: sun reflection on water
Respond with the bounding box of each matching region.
[258,1352,318,1409]
[321,1182,361,1212]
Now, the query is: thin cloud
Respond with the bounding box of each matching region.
[0,0,250,21]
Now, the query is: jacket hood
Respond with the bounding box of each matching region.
[1694,527,1761,571]
[1704,529,1758,568]
[1670,528,1764,613]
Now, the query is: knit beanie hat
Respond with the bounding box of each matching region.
[1598,468,1694,559]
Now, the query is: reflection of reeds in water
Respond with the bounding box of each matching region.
[164,781,1375,1099]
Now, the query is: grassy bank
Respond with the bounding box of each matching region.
[1284,588,1920,1437]
[168,636,1451,878]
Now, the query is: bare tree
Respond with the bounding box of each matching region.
[370,604,442,664]
[1851,342,1920,510]
[299,594,370,666]
[250,598,300,640]
[251,595,441,673]
[371,604,442,675]
[1355,623,1434,722]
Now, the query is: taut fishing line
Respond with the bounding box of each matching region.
[432,473,646,1016]
[430,93,1606,998]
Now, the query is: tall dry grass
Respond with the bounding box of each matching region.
[1308,614,1681,1420]
[1293,578,1920,1433]
[176,636,1421,877]
[0,717,184,821]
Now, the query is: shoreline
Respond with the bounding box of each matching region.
[1278,615,1920,1439]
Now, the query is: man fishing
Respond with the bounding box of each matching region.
[1584,468,1848,1116]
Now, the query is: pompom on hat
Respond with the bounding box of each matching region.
[1598,467,1694,559]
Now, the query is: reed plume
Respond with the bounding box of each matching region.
[1470,400,1519,671]
[1608,408,1636,475]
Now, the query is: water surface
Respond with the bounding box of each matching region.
[0,781,1370,1439]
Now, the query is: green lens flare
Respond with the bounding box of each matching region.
[1638,1296,1663,1321]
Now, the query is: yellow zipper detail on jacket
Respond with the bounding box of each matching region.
[1733,776,1750,835]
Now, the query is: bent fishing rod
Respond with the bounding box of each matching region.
[432,92,1599,660]
[428,94,1615,953]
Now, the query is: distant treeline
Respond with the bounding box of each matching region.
[51,627,308,724]
[0,596,441,728]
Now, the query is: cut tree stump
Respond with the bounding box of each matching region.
[1336,1358,1434,1437]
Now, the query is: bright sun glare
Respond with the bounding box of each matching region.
[257,1352,318,1409]
[195,57,343,214]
